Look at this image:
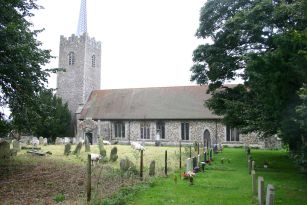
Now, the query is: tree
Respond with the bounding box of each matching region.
[0,0,53,123]
[191,0,307,150]
[11,89,72,142]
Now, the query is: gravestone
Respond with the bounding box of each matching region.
[149,160,156,176]
[192,157,197,168]
[73,142,82,155]
[252,170,257,194]
[39,137,44,145]
[120,158,137,175]
[31,137,39,146]
[258,176,264,205]
[0,141,10,159]
[12,140,21,152]
[43,138,48,146]
[265,184,275,205]
[55,137,61,145]
[186,158,192,172]
[85,136,91,152]
[213,144,218,154]
[64,143,71,155]
[98,138,106,157]
[110,147,118,162]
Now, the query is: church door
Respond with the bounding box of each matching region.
[203,130,211,149]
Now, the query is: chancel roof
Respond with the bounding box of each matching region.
[79,85,222,120]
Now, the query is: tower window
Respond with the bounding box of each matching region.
[68,52,75,65]
[91,55,95,67]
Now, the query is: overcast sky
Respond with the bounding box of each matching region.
[31,0,210,89]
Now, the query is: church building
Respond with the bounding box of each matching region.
[57,0,268,148]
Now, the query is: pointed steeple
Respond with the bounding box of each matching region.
[77,0,87,36]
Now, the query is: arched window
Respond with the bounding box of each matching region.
[68,52,75,65]
[91,55,96,67]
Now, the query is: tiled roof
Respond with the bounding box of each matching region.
[79,85,222,120]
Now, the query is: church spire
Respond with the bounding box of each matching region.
[77,0,87,36]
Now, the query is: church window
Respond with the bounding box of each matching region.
[114,121,125,138]
[226,126,240,141]
[156,121,165,139]
[140,122,150,139]
[181,122,189,140]
[91,55,96,67]
[68,52,75,65]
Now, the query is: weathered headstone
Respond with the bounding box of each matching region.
[12,140,21,152]
[39,137,44,145]
[73,142,82,155]
[149,160,156,176]
[55,137,61,145]
[98,138,106,158]
[43,138,48,146]
[213,144,218,154]
[110,147,118,162]
[192,157,197,168]
[0,141,10,159]
[85,136,91,152]
[252,170,257,195]
[258,176,264,205]
[186,158,192,172]
[120,158,136,173]
[265,184,275,205]
[31,137,39,146]
[64,143,71,155]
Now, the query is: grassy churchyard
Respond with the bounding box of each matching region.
[0,144,307,204]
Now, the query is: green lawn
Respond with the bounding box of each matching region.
[125,148,307,205]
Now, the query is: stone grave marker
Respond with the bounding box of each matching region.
[258,176,264,205]
[39,137,44,145]
[252,170,257,194]
[186,158,192,172]
[73,142,82,155]
[110,147,118,162]
[64,143,71,155]
[43,138,48,146]
[149,160,156,176]
[265,184,275,205]
[12,140,21,152]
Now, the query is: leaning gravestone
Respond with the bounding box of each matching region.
[149,160,156,176]
[64,143,71,155]
[110,147,118,162]
[73,142,82,155]
[186,158,192,172]
[39,137,44,145]
[55,137,61,145]
[12,140,21,152]
[0,141,11,159]
[265,184,275,205]
[85,136,91,152]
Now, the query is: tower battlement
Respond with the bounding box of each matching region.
[60,33,101,49]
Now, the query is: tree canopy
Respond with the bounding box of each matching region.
[0,0,52,121]
[191,0,307,149]
[10,89,72,141]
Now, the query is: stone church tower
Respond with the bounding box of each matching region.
[57,0,101,121]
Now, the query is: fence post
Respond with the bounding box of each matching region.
[265,184,275,205]
[179,141,182,169]
[140,149,143,180]
[252,170,257,195]
[87,154,91,202]
[165,150,168,176]
[189,146,192,158]
[197,142,200,155]
[258,176,264,205]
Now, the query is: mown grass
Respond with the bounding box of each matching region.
[124,148,307,205]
